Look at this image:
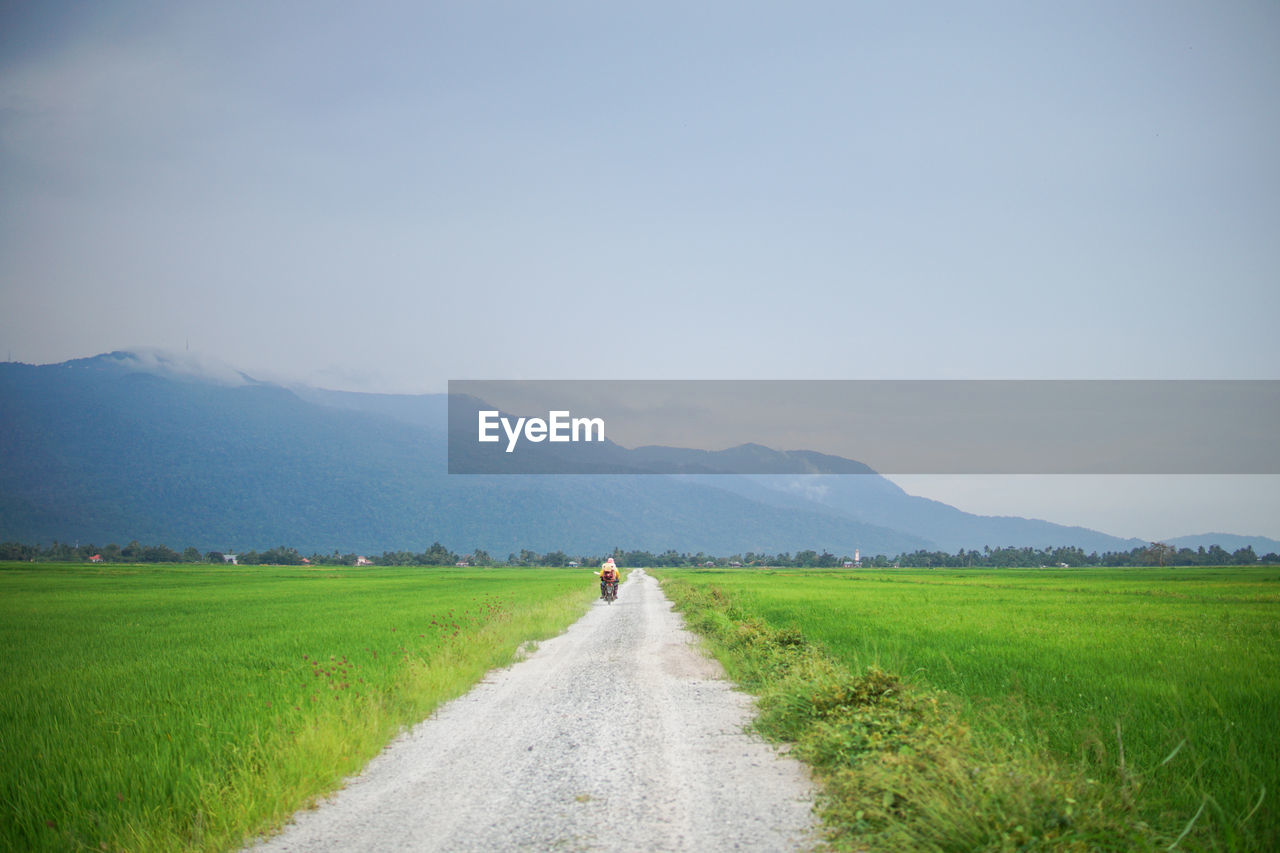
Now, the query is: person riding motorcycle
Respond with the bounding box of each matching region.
[596,558,620,600]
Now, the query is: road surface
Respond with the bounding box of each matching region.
[248,569,817,852]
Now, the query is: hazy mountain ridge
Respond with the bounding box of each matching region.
[731,475,1150,553]
[1164,533,1280,554]
[0,353,1254,556]
[0,357,919,554]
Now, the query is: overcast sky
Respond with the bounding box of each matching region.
[2,1,1277,540]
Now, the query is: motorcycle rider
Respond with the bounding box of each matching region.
[596,558,620,599]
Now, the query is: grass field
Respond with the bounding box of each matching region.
[0,562,598,852]
[657,567,1279,851]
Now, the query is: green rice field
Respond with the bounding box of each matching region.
[658,566,1279,851]
[0,562,597,852]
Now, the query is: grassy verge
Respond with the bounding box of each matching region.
[656,570,1279,851]
[0,562,599,852]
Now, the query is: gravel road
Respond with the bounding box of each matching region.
[248,569,818,852]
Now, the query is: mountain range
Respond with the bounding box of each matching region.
[2,351,1276,558]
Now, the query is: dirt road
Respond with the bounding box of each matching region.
[249,569,817,852]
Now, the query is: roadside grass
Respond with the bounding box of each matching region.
[656,567,1279,852]
[0,562,598,852]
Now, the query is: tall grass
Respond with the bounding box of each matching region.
[0,563,598,852]
[657,567,1279,851]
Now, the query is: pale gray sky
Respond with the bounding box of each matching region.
[2,1,1278,539]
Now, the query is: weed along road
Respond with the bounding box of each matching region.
[248,569,817,852]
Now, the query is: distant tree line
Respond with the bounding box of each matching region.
[0,540,1275,567]
[886,543,1274,568]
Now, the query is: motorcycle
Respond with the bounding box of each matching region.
[600,579,619,603]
